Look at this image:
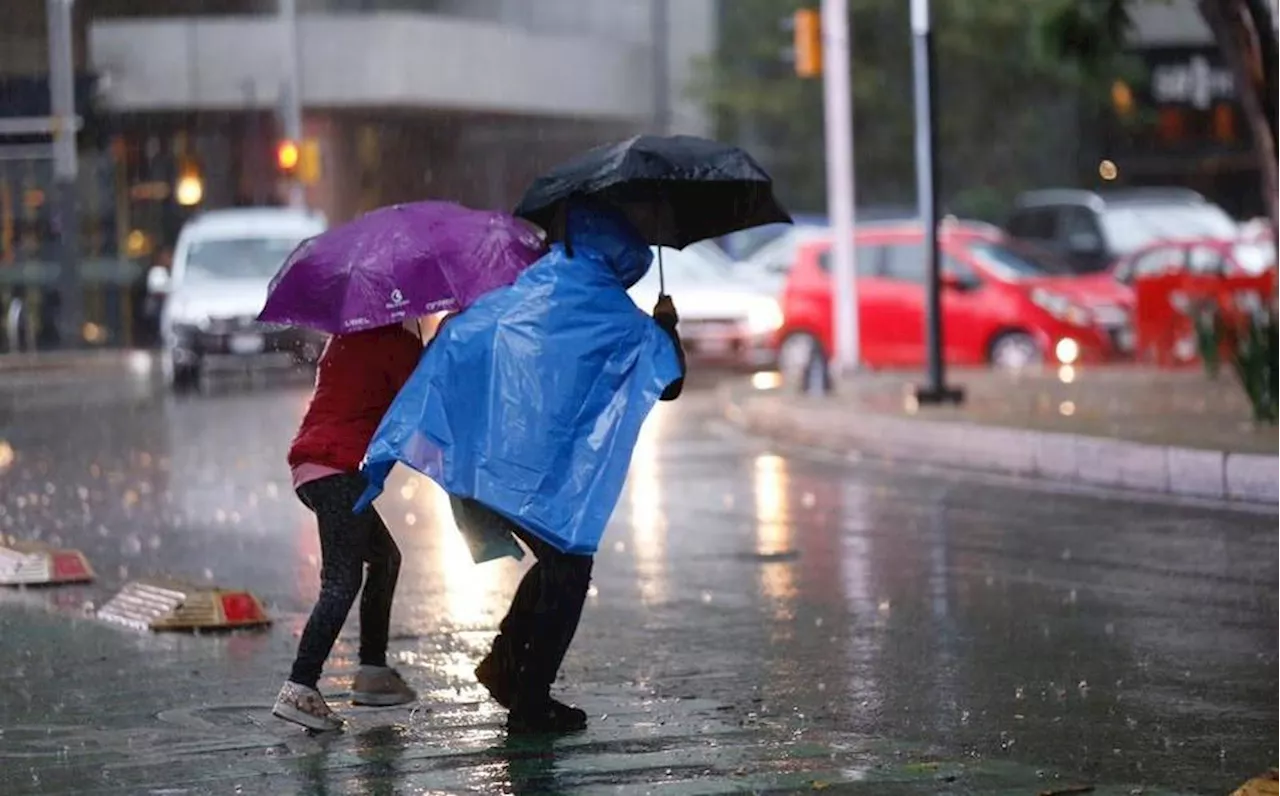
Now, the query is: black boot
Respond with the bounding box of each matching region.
[507,685,588,735]
[475,634,519,709]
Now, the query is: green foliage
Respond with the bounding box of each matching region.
[697,1,1131,217]
[1229,308,1279,424]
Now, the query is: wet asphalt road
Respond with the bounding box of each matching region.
[0,361,1275,795]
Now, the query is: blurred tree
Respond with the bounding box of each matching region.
[695,1,1127,219]
[1044,0,1278,236]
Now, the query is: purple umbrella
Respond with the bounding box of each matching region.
[257,201,547,334]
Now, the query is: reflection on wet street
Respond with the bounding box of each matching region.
[0,366,1275,795]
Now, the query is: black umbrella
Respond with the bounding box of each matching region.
[514,134,792,292]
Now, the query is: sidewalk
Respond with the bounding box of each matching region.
[0,347,153,375]
[723,367,1279,504]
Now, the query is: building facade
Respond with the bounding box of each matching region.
[1101,0,1268,218]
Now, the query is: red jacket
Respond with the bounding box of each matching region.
[288,325,422,472]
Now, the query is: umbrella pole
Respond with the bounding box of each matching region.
[658,247,665,296]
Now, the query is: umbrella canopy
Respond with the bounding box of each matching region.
[514,134,792,251]
[258,201,546,334]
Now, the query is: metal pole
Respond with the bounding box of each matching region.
[911,0,962,405]
[651,0,670,135]
[1264,0,1274,286]
[821,0,859,373]
[47,0,81,349]
[279,0,305,209]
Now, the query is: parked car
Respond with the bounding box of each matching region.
[737,226,833,295]
[777,221,1134,371]
[1112,237,1275,283]
[714,213,828,261]
[628,242,782,369]
[150,207,328,391]
[1006,188,1239,274]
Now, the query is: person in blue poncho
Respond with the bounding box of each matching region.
[359,200,686,733]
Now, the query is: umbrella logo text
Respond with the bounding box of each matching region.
[386,289,408,310]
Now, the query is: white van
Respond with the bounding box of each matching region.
[149,207,328,391]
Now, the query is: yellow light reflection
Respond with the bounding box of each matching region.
[629,403,668,605]
[751,370,783,390]
[424,477,505,630]
[753,454,795,607]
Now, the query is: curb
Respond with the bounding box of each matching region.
[724,387,1279,506]
[0,349,152,375]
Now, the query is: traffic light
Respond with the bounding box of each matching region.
[277,139,300,174]
[794,8,822,78]
[276,138,321,185]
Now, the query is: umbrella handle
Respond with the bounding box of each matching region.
[657,246,665,296]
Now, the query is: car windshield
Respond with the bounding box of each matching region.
[965,239,1071,280]
[184,237,305,282]
[633,242,733,290]
[1099,204,1238,255]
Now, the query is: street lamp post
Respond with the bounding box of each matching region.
[47,0,81,349]
[910,0,963,405]
[821,0,860,375]
[279,0,305,210]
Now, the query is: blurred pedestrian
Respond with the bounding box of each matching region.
[271,318,425,732]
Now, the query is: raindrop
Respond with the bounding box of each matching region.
[722,494,735,509]
[1014,686,1024,700]
[215,510,228,524]
[148,535,162,550]
[587,585,599,598]
[266,483,280,499]
[1077,680,1090,696]
[877,599,891,614]
[817,682,825,692]
[700,591,713,604]
[14,497,25,509]
[1104,622,1115,635]
[230,511,242,524]
[613,541,626,553]
[404,513,417,526]
[44,483,56,495]
[77,487,89,501]
[202,568,214,581]
[801,492,815,508]
[814,617,823,627]
[1065,589,1078,604]
[121,535,142,556]
[1060,548,1072,561]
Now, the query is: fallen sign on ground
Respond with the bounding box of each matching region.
[1231,771,1279,796]
[96,578,271,632]
[0,537,95,586]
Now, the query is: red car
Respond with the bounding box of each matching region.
[1094,236,1276,287]
[776,221,1134,371]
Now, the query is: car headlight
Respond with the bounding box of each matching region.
[745,299,784,335]
[1031,289,1091,327]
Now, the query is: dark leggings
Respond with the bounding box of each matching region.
[289,473,402,689]
[459,498,593,691]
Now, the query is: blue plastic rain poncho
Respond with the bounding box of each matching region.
[357,205,682,556]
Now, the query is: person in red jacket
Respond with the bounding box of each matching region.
[271,320,424,732]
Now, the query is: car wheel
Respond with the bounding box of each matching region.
[988,331,1041,370]
[778,332,831,392]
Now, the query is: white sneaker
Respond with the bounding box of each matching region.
[272,681,345,732]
